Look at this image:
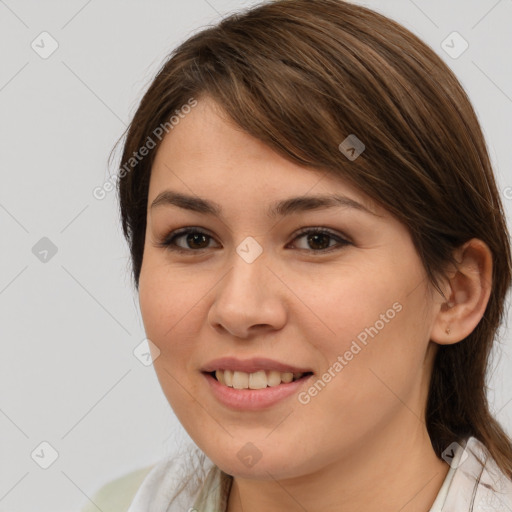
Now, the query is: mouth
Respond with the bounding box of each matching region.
[204,369,314,390]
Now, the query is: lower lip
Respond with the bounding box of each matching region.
[202,372,314,411]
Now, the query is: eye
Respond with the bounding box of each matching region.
[288,227,351,253]
[156,226,351,255]
[157,227,218,253]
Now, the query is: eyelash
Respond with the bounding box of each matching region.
[156,227,351,255]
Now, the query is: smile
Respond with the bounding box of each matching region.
[211,369,312,389]
[202,371,314,410]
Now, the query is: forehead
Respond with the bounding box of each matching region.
[148,96,380,217]
[152,96,295,178]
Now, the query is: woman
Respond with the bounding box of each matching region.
[83,0,512,510]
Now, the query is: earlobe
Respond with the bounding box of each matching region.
[430,238,493,345]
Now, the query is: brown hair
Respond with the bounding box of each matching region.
[113,0,512,477]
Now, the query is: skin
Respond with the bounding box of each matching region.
[138,95,492,512]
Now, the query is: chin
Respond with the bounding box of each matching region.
[206,446,310,481]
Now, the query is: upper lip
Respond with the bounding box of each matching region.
[201,357,313,374]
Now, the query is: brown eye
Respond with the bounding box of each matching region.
[182,232,210,250]
[158,228,218,253]
[304,232,331,250]
[157,227,350,255]
[290,228,351,253]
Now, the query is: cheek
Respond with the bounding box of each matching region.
[138,263,204,413]
[139,254,195,339]
[303,262,403,347]
[306,257,429,395]
[138,255,214,375]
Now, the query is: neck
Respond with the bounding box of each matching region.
[226,418,450,512]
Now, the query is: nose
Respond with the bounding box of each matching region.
[207,246,288,339]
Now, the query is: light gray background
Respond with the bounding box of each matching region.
[1,0,511,511]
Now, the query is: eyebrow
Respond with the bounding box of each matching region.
[150,190,379,218]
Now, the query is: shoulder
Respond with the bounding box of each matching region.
[469,437,512,509]
[442,436,512,511]
[126,450,218,511]
[80,449,213,512]
[80,464,155,512]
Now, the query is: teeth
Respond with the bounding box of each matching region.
[224,370,232,387]
[214,369,305,389]
[232,371,249,389]
[216,370,226,386]
[249,370,267,389]
[281,372,294,383]
[267,370,283,387]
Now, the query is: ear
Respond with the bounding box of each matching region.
[430,238,493,345]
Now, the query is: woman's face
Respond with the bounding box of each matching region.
[138,96,442,479]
